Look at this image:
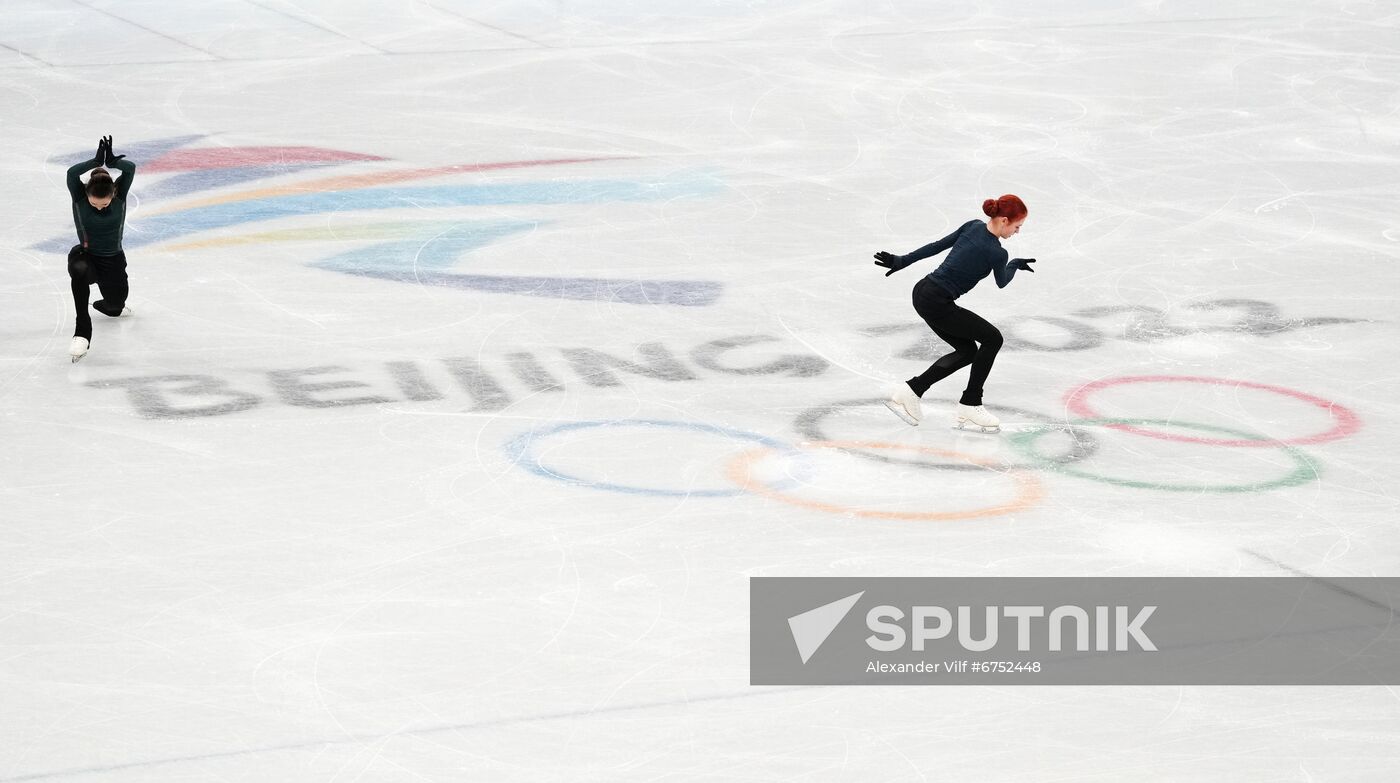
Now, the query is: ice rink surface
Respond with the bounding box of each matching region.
[3,0,1399,779]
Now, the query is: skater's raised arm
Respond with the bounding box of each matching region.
[65,140,106,203]
[110,157,136,200]
[67,163,102,247]
[101,137,136,199]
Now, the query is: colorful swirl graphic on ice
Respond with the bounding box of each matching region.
[41,135,723,306]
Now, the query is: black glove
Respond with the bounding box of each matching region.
[102,136,124,166]
[1008,258,1036,272]
[95,137,110,163]
[873,251,904,276]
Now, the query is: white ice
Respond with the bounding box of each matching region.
[3,1,1400,780]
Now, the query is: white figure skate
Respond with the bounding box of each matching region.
[953,403,1000,433]
[883,382,923,426]
[69,336,90,363]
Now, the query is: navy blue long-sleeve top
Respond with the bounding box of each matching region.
[889,219,1024,298]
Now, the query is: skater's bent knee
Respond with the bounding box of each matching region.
[67,260,91,280]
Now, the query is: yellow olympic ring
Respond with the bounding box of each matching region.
[725,440,1045,521]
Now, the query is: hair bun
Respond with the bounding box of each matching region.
[981,194,1028,221]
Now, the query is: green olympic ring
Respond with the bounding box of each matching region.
[1006,418,1322,493]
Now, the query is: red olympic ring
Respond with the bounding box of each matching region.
[1064,375,1361,447]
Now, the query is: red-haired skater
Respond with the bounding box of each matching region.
[873,194,1037,433]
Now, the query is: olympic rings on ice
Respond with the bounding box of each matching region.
[503,372,1362,511]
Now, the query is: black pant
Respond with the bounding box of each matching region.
[68,245,128,340]
[906,277,1003,406]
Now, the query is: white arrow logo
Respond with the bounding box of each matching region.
[788,591,865,664]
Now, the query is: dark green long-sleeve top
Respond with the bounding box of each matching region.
[66,156,136,256]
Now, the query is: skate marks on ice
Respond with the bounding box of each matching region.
[0,685,811,783]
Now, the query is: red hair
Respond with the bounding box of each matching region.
[982,194,1027,221]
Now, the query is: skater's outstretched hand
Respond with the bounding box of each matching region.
[1008,258,1036,272]
[95,137,109,163]
[873,251,904,276]
[102,136,124,166]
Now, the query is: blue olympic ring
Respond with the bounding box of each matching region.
[503,419,802,498]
